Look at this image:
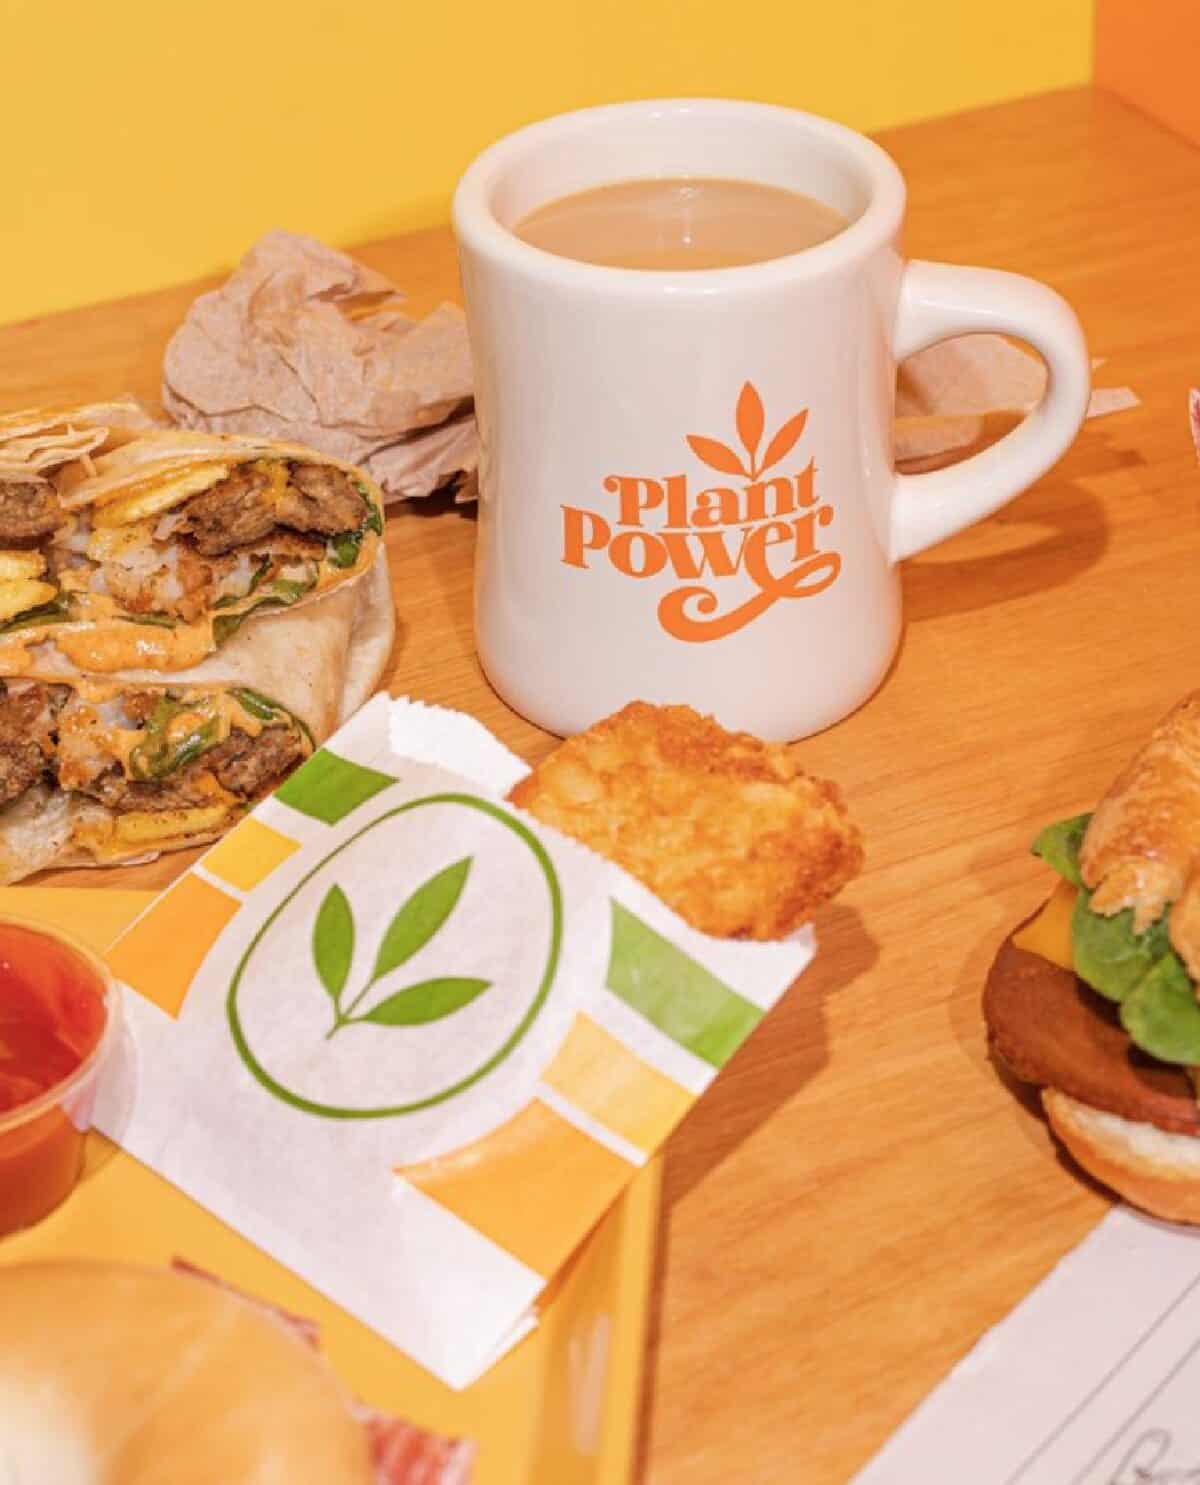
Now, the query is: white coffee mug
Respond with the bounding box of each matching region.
[453,99,1090,740]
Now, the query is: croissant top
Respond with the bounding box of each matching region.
[1080,691,1200,980]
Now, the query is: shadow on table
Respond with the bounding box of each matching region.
[659,899,880,1214]
[631,1174,672,1485]
[900,426,1143,624]
[633,901,878,1481]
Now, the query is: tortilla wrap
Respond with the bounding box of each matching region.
[0,417,384,675]
[0,399,156,480]
[0,548,394,883]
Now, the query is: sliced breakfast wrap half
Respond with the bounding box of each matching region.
[0,549,395,882]
[0,421,384,674]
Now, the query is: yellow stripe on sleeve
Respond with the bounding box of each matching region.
[202,816,300,893]
[541,1012,692,1156]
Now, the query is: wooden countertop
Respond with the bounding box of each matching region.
[3,84,1198,1484]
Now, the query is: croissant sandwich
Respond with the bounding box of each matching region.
[984,692,1200,1223]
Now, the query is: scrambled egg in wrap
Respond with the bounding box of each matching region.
[0,410,384,674]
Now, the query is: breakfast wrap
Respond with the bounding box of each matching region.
[0,550,395,882]
[0,418,384,674]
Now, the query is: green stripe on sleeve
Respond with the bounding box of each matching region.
[604,901,762,1068]
[274,748,396,824]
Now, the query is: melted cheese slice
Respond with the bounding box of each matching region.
[1012,878,1077,970]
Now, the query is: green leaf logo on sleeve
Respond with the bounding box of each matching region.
[226,795,561,1121]
[605,902,762,1068]
[318,858,492,1039]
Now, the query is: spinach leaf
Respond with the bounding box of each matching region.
[213,556,271,610]
[1121,952,1200,1065]
[1031,813,1091,886]
[268,576,315,604]
[212,611,246,646]
[327,529,363,568]
[211,570,317,645]
[1071,889,1174,1003]
[354,481,384,536]
[326,489,381,570]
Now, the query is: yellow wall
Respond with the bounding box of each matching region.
[3,0,1092,325]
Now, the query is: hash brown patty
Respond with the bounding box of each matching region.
[508,702,862,939]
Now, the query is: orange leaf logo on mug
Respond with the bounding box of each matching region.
[561,382,841,642]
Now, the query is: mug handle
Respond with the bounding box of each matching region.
[889,261,1091,563]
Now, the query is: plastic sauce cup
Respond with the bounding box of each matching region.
[0,917,121,1237]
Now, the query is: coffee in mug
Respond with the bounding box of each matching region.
[512,177,847,270]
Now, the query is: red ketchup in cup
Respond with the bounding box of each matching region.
[0,920,119,1236]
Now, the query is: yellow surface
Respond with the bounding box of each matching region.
[543,1012,693,1154]
[1,0,1093,325]
[1012,878,1078,970]
[0,887,661,1484]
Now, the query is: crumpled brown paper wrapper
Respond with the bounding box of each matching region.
[897,335,1136,472]
[162,230,477,503]
[163,231,1134,500]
